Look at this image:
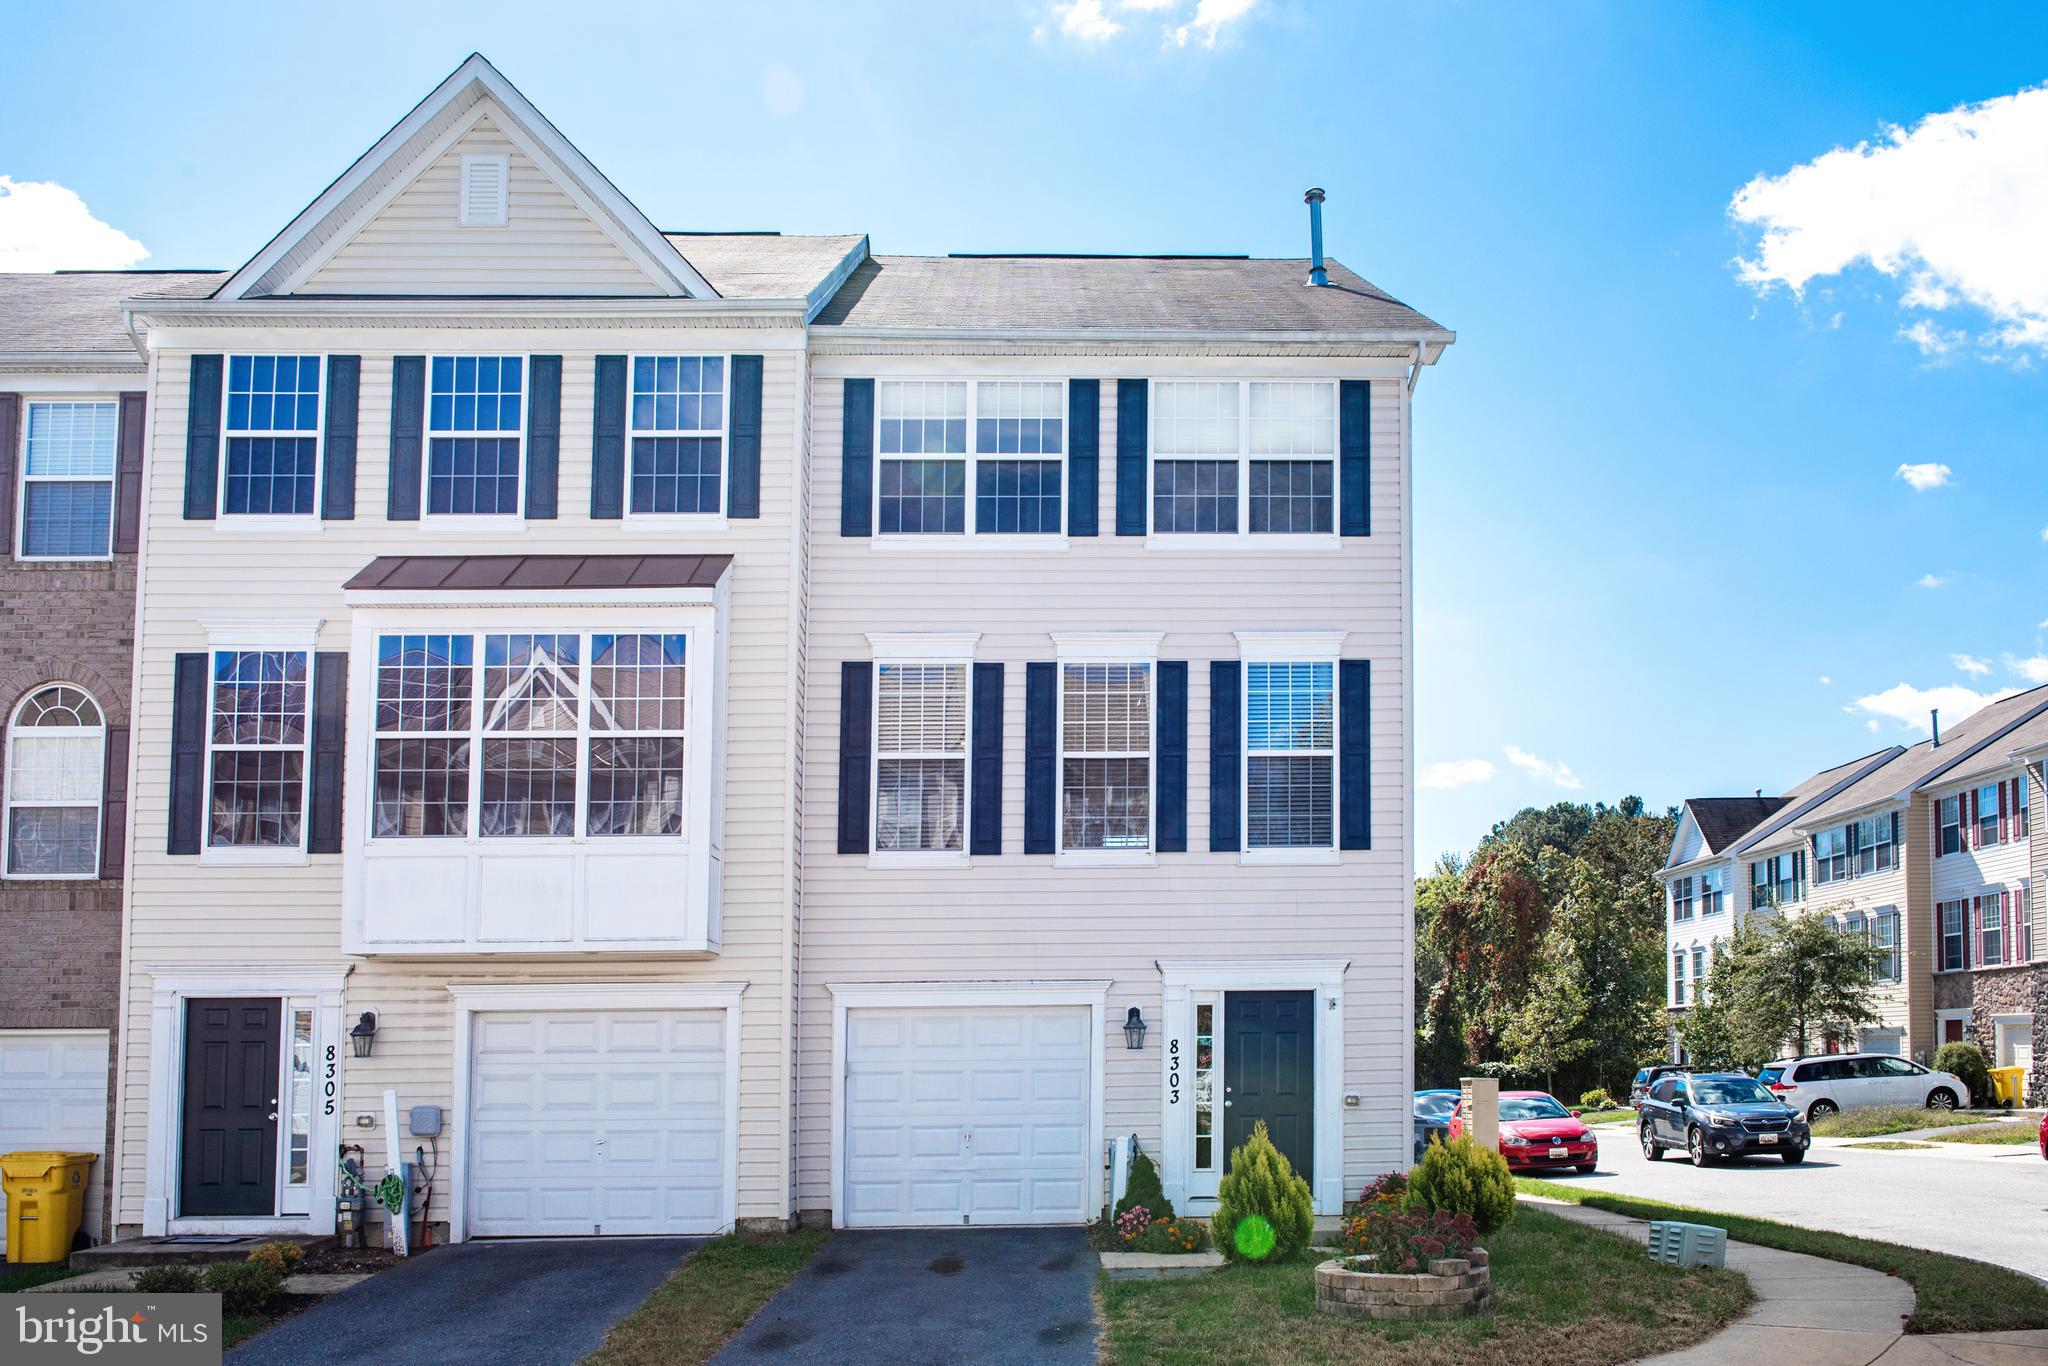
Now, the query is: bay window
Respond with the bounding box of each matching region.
[1152,379,1336,538]
[1244,660,1335,849]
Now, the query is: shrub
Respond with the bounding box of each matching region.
[202,1258,283,1317]
[1579,1088,1617,1111]
[1402,1134,1515,1235]
[1361,1208,1480,1272]
[1123,1216,1209,1254]
[245,1241,304,1277]
[1212,1121,1314,1263]
[133,1265,203,1295]
[1933,1041,1993,1107]
[1115,1150,1175,1222]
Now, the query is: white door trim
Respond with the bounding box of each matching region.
[140,966,350,1237]
[445,981,746,1243]
[826,980,1111,1231]
[1156,957,1349,1216]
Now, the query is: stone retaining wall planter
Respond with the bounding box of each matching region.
[1313,1248,1491,1321]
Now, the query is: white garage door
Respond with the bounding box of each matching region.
[0,1031,108,1254]
[468,1010,727,1237]
[844,1006,1091,1228]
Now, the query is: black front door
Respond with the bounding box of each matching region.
[181,998,280,1216]
[1224,991,1314,1181]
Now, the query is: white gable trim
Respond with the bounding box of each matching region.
[217,53,713,302]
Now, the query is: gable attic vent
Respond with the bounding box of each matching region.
[460,153,509,227]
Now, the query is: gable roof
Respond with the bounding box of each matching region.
[1684,797,1789,855]
[1730,748,1906,854]
[1934,700,2048,788]
[666,233,869,310]
[811,254,1451,338]
[1787,685,2048,830]
[218,53,714,301]
[0,271,223,357]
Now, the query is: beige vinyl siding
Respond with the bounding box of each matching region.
[1789,808,1914,1040]
[793,359,1412,1213]
[298,112,664,297]
[115,335,804,1230]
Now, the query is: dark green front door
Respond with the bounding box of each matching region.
[1224,991,1314,1179]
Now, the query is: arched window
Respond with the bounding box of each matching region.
[5,684,105,877]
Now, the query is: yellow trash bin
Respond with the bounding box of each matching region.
[2,1151,96,1263]
[1989,1066,2029,1109]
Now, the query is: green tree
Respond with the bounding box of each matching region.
[1677,912,1885,1065]
[1500,923,1594,1093]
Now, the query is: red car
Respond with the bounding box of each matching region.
[2039,1110,2047,1160]
[1448,1090,1599,1174]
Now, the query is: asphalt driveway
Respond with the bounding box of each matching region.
[715,1227,1098,1365]
[229,1237,702,1366]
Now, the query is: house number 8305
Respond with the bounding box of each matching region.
[1167,1038,1181,1105]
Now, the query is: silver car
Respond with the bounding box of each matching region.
[1757,1052,1970,1121]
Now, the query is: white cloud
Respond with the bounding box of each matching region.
[0,176,147,272]
[1900,319,1967,358]
[1818,675,1833,686]
[1171,0,1260,47]
[1867,718,1881,733]
[1849,681,2020,733]
[1953,653,1992,676]
[1120,0,1176,7]
[1420,758,1497,790]
[1916,572,1950,589]
[2006,653,2048,684]
[2039,526,2048,545]
[1894,461,1952,490]
[760,65,805,118]
[1053,0,1123,40]
[1729,82,2048,355]
[1503,745,1583,791]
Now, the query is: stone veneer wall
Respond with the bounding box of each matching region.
[1931,964,2048,1104]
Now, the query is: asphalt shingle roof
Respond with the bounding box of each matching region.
[1686,797,1790,854]
[0,271,224,354]
[811,255,1450,334]
[1792,684,2048,828]
[663,233,866,301]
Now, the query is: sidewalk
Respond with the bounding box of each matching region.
[1528,1198,2048,1365]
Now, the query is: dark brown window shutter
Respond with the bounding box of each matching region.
[114,392,146,553]
[98,723,130,878]
[0,393,19,558]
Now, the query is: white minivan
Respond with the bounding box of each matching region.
[1757,1052,1971,1120]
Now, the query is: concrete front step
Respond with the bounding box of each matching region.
[1099,1250,1226,1280]
[68,1232,334,1270]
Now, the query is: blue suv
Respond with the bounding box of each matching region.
[1639,1071,1810,1166]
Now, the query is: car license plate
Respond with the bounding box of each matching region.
[1548,1146,1568,1158]
[1758,1134,1777,1145]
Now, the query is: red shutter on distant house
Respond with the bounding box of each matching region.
[1964,897,1975,968]
[2003,890,2015,965]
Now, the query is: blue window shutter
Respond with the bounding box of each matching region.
[841,378,874,536]
[1340,659,1371,850]
[591,355,626,519]
[320,356,360,521]
[309,652,348,854]
[168,653,207,855]
[1115,378,1147,536]
[971,662,1004,855]
[1025,662,1056,853]
[837,661,873,854]
[114,392,145,552]
[1157,661,1188,853]
[183,354,223,520]
[524,355,561,519]
[386,356,424,521]
[1209,660,1242,852]
[1067,379,1099,536]
[1340,379,1370,537]
[728,355,763,519]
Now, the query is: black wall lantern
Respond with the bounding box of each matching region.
[1123,1006,1148,1050]
[349,1011,378,1059]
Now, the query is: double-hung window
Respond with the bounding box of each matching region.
[1671,875,1694,920]
[1875,907,1901,982]
[1060,662,1152,853]
[18,400,116,559]
[629,356,726,517]
[872,660,968,853]
[208,650,310,851]
[1691,944,1706,992]
[874,380,1065,537]
[1855,812,1896,875]
[371,629,688,840]
[1977,784,2002,846]
[1151,379,1336,538]
[1814,826,1850,884]
[427,356,524,516]
[1938,795,1963,855]
[1244,661,1335,849]
[1940,900,1967,971]
[1700,867,1726,915]
[1980,893,2005,966]
[876,381,967,535]
[1672,949,1686,1005]
[2022,880,2036,961]
[2018,777,2032,839]
[3,684,104,877]
[223,355,321,516]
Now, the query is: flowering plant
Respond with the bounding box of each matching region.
[1359,1208,1478,1273]
[1116,1205,1153,1241]
[1123,1215,1210,1254]
[1339,1170,1412,1252]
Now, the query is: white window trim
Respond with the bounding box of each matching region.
[871,377,1068,542]
[217,354,325,530]
[1235,633,1344,864]
[15,395,119,563]
[623,353,732,530]
[458,153,511,228]
[1935,1007,1971,1044]
[1,682,105,881]
[422,353,530,528]
[199,621,318,865]
[825,979,1109,1230]
[445,981,746,1243]
[1053,636,1162,865]
[1146,378,1342,548]
[865,632,979,868]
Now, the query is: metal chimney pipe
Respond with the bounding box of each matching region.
[1931,709,1941,746]
[1304,187,1328,286]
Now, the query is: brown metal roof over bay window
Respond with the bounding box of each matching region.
[343,554,733,592]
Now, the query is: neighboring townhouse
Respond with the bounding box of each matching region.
[1665,687,2048,1095]
[1663,797,1785,1016]
[100,54,1448,1243]
[0,271,215,1250]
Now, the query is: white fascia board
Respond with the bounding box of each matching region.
[800,236,873,324]
[127,297,807,326]
[0,350,147,371]
[813,325,1457,347]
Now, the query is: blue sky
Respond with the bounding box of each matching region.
[6,1,2046,870]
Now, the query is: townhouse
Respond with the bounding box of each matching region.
[10,55,1447,1244]
[1663,687,2048,1097]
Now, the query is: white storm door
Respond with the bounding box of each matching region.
[843,1006,1091,1228]
[0,1031,108,1253]
[467,1010,726,1237]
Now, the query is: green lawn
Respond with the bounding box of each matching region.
[584,1230,827,1366]
[1578,1108,1635,1126]
[1808,1105,1988,1138]
[1929,1122,2038,1145]
[1516,1178,2048,1334]
[1097,1205,1750,1365]
[0,1264,83,1292]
